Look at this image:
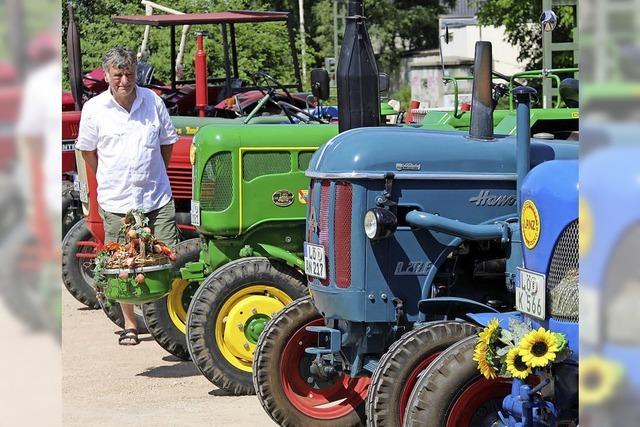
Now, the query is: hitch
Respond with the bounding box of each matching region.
[305,326,342,381]
[500,378,557,427]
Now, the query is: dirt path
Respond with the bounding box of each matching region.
[62,290,277,426]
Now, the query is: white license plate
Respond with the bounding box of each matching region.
[516,268,546,319]
[190,200,200,226]
[304,242,326,279]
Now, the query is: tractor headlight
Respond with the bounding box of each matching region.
[189,143,197,166]
[364,208,397,240]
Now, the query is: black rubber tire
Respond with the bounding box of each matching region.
[100,300,148,334]
[142,238,201,360]
[187,257,307,396]
[253,296,367,427]
[62,183,82,239]
[366,321,479,427]
[404,336,509,427]
[61,219,100,309]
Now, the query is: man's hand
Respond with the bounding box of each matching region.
[161,144,173,170]
[81,150,98,174]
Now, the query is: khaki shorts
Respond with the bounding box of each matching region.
[99,200,179,248]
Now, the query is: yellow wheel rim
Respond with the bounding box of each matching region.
[215,285,292,372]
[167,279,190,334]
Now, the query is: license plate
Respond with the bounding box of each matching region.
[190,200,200,226]
[304,242,326,279]
[516,268,546,319]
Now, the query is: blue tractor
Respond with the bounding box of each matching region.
[251,8,579,425]
[402,157,578,427]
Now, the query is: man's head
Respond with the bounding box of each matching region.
[103,46,137,98]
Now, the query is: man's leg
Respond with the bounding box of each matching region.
[146,199,179,249]
[99,208,138,343]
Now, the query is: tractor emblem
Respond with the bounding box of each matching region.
[469,190,517,207]
[521,200,541,249]
[273,190,294,207]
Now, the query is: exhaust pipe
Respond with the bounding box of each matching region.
[469,41,494,140]
[337,0,380,133]
[513,86,537,199]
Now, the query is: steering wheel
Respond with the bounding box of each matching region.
[277,100,328,124]
[251,70,296,104]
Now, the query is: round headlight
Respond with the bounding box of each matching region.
[364,208,397,240]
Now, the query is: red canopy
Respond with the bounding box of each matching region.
[112,10,290,26]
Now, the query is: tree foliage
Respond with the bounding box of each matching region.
[474,0,577,70]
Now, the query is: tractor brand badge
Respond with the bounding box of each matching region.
[273,190,294,207]
[571,112,579,119]
[298,189,308,205]
[396,162,421,171]
[579,197,592,256]
[469,190,517,207]
[521,200,541,249]
[308,209,319,233]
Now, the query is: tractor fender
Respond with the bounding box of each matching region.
[465,311,525,329]
[257,243,304,270]
[417,297,501,320]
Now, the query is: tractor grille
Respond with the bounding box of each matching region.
[168,165,192,200]
[548,220,579,322]
[200,152,233,211]
[242,151,290,181]
[309,180,353,287]
[334,182,352,288]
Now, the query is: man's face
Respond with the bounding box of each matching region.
[105,65,136,97]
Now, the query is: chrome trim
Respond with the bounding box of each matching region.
[306,171,517,181]
[103,263,173,275]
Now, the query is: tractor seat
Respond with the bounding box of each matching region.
[136,61,156,86]
[559,78,579,108]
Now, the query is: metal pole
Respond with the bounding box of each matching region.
[170,25,176,89]
[333,0,339,60]
[298,0,307,84]
[230,24,239,79]
[286,15,303,92]
[221,23,232,95]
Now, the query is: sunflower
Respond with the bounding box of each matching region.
[473,340,497,379]
[506,347,532,379]
[579,356,623,406]
[519,327,560,368]
[478,318,501,346]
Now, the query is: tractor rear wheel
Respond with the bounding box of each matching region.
[404,335,511,427]
[61,219,100,309]
[253,296,369,427]
[186,257,307,395]
[366,321,479,427]
[142,238,201,360]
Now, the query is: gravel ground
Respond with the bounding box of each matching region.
[62,289,277,427]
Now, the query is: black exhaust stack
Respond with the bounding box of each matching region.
[337,0,380,133]
[469,41,494,140]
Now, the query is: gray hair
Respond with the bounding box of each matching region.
[102,46,137,71]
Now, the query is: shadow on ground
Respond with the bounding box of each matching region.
[137,361,200,378]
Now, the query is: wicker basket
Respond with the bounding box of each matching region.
[102,264,173,304]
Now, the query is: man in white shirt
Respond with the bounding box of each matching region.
[76,46,179,345]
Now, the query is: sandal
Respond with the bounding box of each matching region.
[118,328,140,346]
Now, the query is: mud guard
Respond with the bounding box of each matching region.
[257,243,304,269]
[417,297,506,325]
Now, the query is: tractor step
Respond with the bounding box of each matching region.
[304,326,341,355]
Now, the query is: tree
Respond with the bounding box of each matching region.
[474,0,577,70]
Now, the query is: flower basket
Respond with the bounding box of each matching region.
[102,263,173,304]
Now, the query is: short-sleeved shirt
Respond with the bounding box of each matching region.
[76,86,178,213]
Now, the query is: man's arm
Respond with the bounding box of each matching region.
[81,150,98,174]
[161,144,173,170]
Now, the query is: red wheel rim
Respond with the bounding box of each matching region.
[446,378,511,427]
[280,318,371,420]
[398,352,440,424]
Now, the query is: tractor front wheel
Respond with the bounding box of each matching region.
[142,238,201,360]
[404,335,511,427]
[186,257,307,395]
[366,321,479,427]
[253,296,369,427]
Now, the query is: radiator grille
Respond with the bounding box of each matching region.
[319,180,331,286]
[200,152,232,211]
[334,181,352,288]
[168,166,192,199]
[242,151,290,181]
[298,151,315,171]
[548,220,579,322]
